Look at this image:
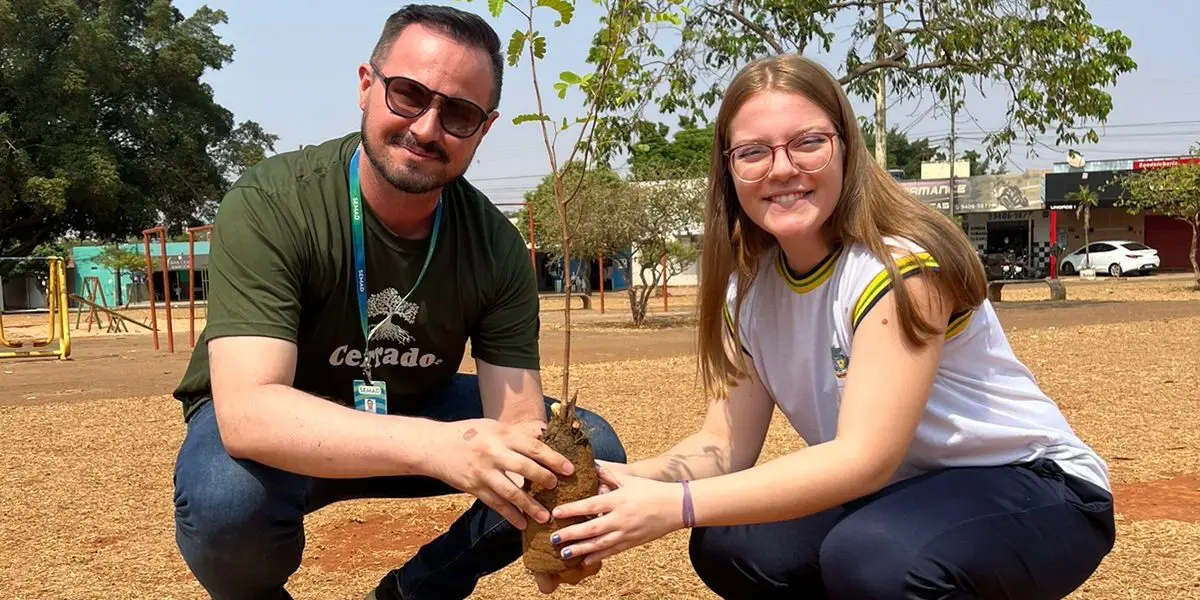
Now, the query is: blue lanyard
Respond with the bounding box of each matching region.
[347,146,443,380]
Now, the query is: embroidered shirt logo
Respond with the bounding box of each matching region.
[831,344,849,379]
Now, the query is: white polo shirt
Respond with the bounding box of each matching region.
[724,238,1110,492]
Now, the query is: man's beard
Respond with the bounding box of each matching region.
[360,115,465,195]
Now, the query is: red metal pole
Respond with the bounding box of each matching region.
[159,231,174,353]
[142,230,159,350]
[1049,210,1059,279]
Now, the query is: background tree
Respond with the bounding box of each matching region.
[517,162,633,286]
[590,0,1135,169]
[1115,165,1200,290]
[0,0,277,266]
[517,163,703,326]
[628,122,713,181]
[858,124,939,179]
[474,0,676,400]
[958,149,1004,176]
[94,245,146,306]
[622,169,703,326]
[1065,184,1100,270]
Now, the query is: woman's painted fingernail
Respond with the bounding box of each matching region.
[550,533,561,544]
[561,548,573,559]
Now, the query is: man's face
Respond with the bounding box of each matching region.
[358,23,498,195]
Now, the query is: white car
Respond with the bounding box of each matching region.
[1058,240,1160,277]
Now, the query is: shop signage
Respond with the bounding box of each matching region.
[1132,157,1200,171]
[147,254,208,272]
[1044,170,1127,211]
[901,172,1044,213]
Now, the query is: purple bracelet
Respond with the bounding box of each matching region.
[681,480,696,528]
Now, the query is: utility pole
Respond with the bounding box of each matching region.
[874,0,887,168]
[948,86,956,219]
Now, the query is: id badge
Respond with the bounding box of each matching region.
[353,379,388,415]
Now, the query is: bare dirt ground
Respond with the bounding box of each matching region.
[2,274,1199,598]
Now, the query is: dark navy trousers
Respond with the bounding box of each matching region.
[172,374,627,600]
[689,458,1115,599]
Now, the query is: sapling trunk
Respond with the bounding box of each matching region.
[522,393,599,573]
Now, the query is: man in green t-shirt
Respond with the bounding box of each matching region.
[169,5,627,599]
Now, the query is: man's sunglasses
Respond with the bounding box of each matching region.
[371,65,491,138]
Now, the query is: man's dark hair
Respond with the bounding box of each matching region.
[371,4,504,111]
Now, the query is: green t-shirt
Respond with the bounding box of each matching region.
[173,132,540,422]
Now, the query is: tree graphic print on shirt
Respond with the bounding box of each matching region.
[326,284,445,372]
[367,288,420,344]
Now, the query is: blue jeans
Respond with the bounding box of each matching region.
[689,458,1115,599]
[173,374,627,600]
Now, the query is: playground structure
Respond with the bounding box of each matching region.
[141,226,174,353]
[123,205,673,352]
[70,275,154,335]
[138,224,213,353]
[0,256,72,360]
[186,225,212,348]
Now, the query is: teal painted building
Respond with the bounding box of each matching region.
[70,242,210,308]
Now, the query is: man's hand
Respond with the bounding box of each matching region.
[430,418,575,529]
[534,561,602,594]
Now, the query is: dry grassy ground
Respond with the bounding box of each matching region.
[1,275,1199,599]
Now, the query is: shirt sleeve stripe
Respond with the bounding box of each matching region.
[723,301,753,358]
[851,252,941,331]
[945,309,974,341]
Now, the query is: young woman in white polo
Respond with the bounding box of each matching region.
[545,53,1115,600]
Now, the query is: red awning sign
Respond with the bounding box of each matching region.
[1132,157,1200,171]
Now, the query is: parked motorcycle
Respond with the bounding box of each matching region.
[978,249,1043,281]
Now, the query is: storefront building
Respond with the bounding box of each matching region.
[1046,155,1199,271]
[901,172,1055,274]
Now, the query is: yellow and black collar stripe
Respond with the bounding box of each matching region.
[851,252,940,331]
[776,247,842,294]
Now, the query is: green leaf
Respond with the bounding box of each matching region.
[531,33,547,59]
[506,30,526,67]
[561,117,570,131]
[535,0,574,25]
[553,82,568,99]
[602,0,1138,169]
[512,113,551,125]
[560,70,582,84]
[487,0,504,17]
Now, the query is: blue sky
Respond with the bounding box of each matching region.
[174,0,1200,205]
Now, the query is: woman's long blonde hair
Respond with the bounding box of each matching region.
[697,53,986,397]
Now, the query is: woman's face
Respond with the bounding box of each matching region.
[726,90,844,246]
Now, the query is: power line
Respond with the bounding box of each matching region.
[905,119,1200,141]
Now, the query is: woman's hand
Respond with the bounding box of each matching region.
[595,460,633,493]
[548,465,686,565]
